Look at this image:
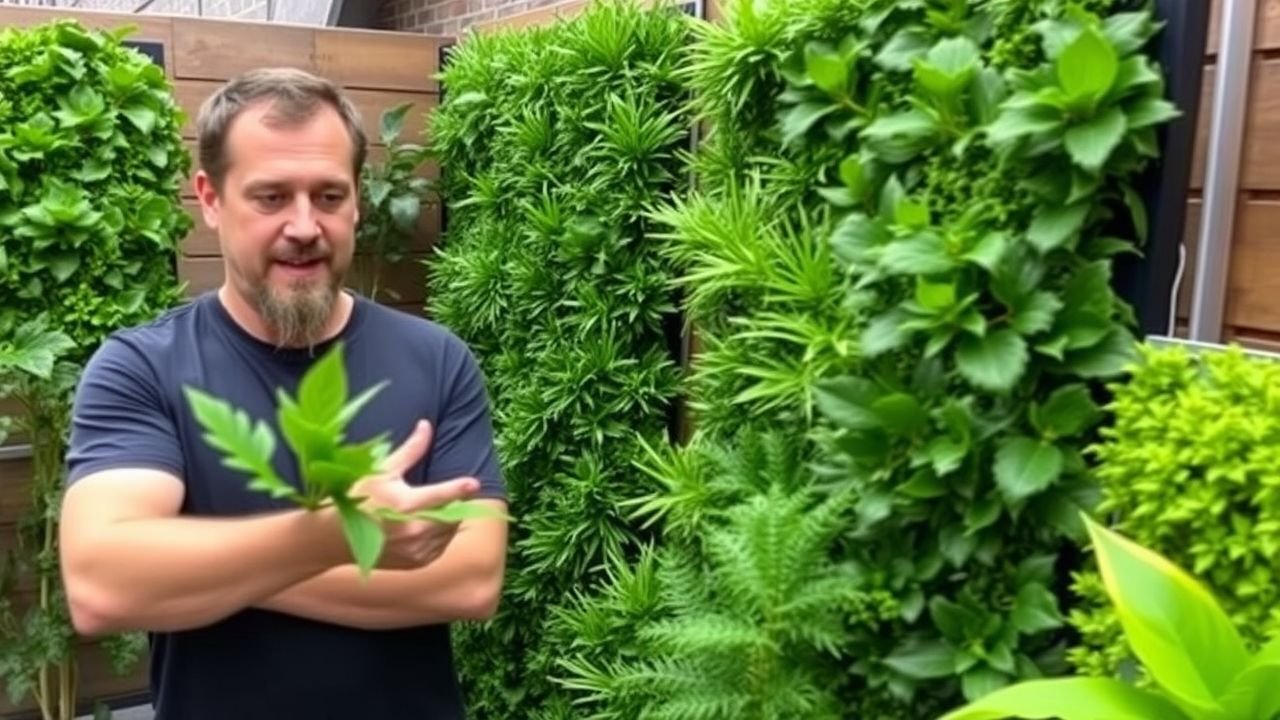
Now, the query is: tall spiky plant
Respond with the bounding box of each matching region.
[427,3,695,716]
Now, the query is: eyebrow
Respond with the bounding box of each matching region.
[243,179,352,193]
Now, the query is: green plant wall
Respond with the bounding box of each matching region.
[426,3,695,716]
[0,20,191,361]
[1068,343,1280,682]
[553,0,1180,717]
[0,19,191,719]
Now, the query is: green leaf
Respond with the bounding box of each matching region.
[1010,292,1062,336]
[297,342,347,422]
[877,27,931,71]
[956,329,1027,392]
[962,667,1010,702]
[1011,583,1063,634]
[390,194,421,232]
[1121,184,1149,243]
[985,103,1064,146]
[839,154,865,197]
[46,252,80,283]
[872,393,927,435]
[379,102,412,145]
[121,104,157,135]
[1057,27,1119,107]
[1064,106,1126,172]
[995,437,1063,501]
[1218,638,1280,719]
[1062,328,1137,377]
[805,42,849,96]
[335,496,385,578]
[938,677,1190,720]
[1126,96,1180,130]
[1032,384,1099,438]
[916,278,956,311]
[146,143,168,168]
[0,321,76,378]
[880,233,954,275]
[184,385,289,495]
[813,376,881,430]
[963,232,1008,272]
[382,500,511,523]
[861,110,940,163]
[781,101,838,145]
[862,310,910,357]
[1027,202,1089,254]
[884,640,956,679]
[1085,516,1247,714]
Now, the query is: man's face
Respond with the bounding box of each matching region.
[195,100,359,347]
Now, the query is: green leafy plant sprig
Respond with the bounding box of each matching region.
[942,514,1280,720]
[183,341,507,578]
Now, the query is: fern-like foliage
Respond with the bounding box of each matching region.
[552,430,885,720]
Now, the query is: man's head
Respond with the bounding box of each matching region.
[193,67,367,349]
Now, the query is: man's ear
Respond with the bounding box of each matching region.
[193,170,220,230]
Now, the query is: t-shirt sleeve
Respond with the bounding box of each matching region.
[424,334,506,501]
[65,336,185,486]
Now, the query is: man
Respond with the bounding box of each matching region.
[58,67,508,720]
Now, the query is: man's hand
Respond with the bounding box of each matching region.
[351,419,478,571]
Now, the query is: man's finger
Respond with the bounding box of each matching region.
[402,476,480,513]
[382,420,434,476]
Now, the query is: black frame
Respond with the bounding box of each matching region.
[1112,0,1212,336]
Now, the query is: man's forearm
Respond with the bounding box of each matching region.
[259,523,506,630]
[63,508,345,636]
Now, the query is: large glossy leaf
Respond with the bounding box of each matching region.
[1085,516,1247,715]
[1218,637,1280,718]
[939,677,1189,720]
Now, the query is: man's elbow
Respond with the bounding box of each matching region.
[457,571,504,621]
[65,577,129,637]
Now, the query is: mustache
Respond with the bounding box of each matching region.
[272,247,331,263]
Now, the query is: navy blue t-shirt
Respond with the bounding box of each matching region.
[65,290,506,720]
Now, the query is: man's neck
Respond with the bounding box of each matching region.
[216,285,354,349]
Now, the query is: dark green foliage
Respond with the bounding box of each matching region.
[1068,344,1280,681]
[354,103,434,303]
[557,0,1177,716]
[0,20,190,361]
[426,3,694,716]
[804,0,1173,713]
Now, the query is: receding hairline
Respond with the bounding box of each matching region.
[195,67,368,191]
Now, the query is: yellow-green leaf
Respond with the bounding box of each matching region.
[939,677,1188,720]
[1085,516,1246,715]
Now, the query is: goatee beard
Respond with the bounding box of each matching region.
[253,281,337,351]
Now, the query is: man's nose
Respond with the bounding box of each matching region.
[284,197,321,242]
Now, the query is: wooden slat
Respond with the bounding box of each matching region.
[172,17,317,81]
[179,253,431,304]
[0,456,33,520]
[1223,199,1280,333]
[170,78,437,145]
[0,7,175,77]
[1242,59,1280,190]
[313,29,444,93]
[1261,0,1280,52]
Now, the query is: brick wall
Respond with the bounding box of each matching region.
[378,0,567,35]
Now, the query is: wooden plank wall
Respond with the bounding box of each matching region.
[1181,0,1280,350]
[471,0,714,33]
[0,7,449,716]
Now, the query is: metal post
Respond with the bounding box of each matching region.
[1188,0,1257,342]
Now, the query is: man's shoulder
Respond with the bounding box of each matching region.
[84,296,204,372]
[356,297,474,357]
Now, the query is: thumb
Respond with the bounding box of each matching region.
[382,420,434,477]
[401,476,480,513]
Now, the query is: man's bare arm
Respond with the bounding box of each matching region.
[59,468,349,636]
[257,499,509,630]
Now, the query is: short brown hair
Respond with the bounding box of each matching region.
[195,67,368,190]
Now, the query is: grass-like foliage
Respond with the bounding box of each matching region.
[426,2,695,715]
